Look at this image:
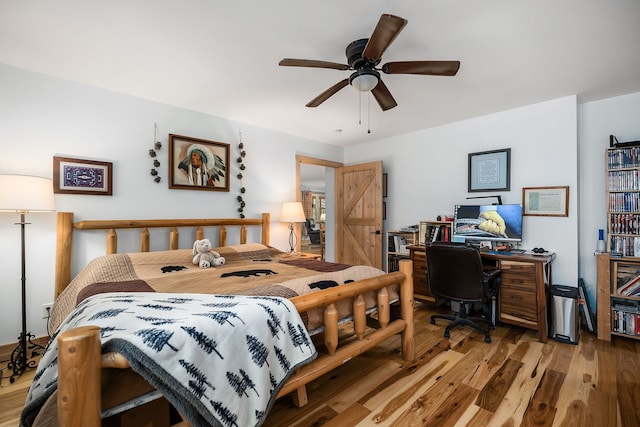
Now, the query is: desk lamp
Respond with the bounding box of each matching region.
[0,174,56,383]
[280,201,306,253]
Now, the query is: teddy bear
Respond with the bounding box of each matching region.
[192,238,226,268]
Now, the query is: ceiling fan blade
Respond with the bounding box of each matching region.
[363,14,408,61]
[382,60,461,76]
[306,79,350,107]
[371,79,397,111]
[279,58,349,71]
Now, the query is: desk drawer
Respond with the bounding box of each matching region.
[500,287,537,322]
[501,273,536,291]
[411,250,427,280]
[500,261,535,275]
[413,275,430,296]
[411,250,426,264]
[413,261,426,276]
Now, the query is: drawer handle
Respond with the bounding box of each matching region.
[511,279,524,283]
[510,295,524,300]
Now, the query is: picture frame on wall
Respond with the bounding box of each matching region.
[169,134,230,192]
[53,156,113,195]
[468,148,511,192]
[522,186,569,216]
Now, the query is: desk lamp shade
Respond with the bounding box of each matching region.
[280,202,306,252]
[0,175,56,212]
[280,201,306,224]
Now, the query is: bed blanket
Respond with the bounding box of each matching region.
[21,292,317,427]
[49,244,393,333]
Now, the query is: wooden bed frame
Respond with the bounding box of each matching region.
[51,212,415,426]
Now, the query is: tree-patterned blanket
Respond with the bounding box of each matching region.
[21,292,317,427]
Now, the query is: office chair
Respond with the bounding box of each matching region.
[425,242,501,343]
[305,220,321,244]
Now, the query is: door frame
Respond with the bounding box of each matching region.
[296,155,343,256]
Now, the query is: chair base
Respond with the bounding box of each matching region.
[430,305,493,343]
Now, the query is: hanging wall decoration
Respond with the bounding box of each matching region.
[236,132,247,218]
[149,123,162,183]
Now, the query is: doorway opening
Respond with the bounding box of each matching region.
[296,155,342,261]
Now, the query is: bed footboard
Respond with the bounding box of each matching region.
[278,259,414,404]
[55,260,414,426]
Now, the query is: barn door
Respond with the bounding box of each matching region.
[335,161,383,268]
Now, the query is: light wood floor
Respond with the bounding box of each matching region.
[2,303,639,427]
[301,240,322,258]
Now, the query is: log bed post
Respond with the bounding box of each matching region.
[55,212,74,298]
[58,325,102,427]
[140,227,150,252]
[398,259,415,361]
[106,229,117,254]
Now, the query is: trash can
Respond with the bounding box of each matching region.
[549,285,579,344]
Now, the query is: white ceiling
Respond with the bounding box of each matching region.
[1,1,639,147]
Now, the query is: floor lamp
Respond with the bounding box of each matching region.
[280,201,306,253]
[0,175,56,383]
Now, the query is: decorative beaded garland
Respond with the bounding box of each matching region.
[236,132,247,218]
[149,123,162,183]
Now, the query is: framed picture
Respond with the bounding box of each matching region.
[522,186,569,217]
[382,173,388,198]
[169,134,230,192]
[468,148,511,192]
[53,156,113,195]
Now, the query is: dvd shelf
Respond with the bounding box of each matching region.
[611,300,640,336]
[596,253,640,341]
[606,146,640,255]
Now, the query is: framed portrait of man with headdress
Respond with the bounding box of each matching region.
[169,134,230,192]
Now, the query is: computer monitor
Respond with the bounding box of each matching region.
[453,204,523,243]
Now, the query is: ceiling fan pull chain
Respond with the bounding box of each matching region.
[367,94,371,134]
[358,90,363,125]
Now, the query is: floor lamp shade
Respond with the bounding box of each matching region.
[280,202,306,253]
[0,175,56,212]
[0,174,55,383]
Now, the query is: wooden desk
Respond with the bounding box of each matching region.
[408,245,555,343]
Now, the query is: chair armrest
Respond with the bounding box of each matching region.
[482,269,501,296]
[483,269,501,281]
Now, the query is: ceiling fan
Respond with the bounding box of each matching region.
[279,14,460,111]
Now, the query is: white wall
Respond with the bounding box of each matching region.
[0,63,343,345]
[578,92,640,308]
[345,96,579,290]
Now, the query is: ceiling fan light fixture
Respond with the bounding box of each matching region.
[349,69,379,92]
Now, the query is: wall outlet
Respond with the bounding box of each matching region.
[42,303,53,319]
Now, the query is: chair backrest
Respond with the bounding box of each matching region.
[305,219,314,232]
[425,242,485,302]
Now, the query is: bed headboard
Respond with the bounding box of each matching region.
[54,212,271,298]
